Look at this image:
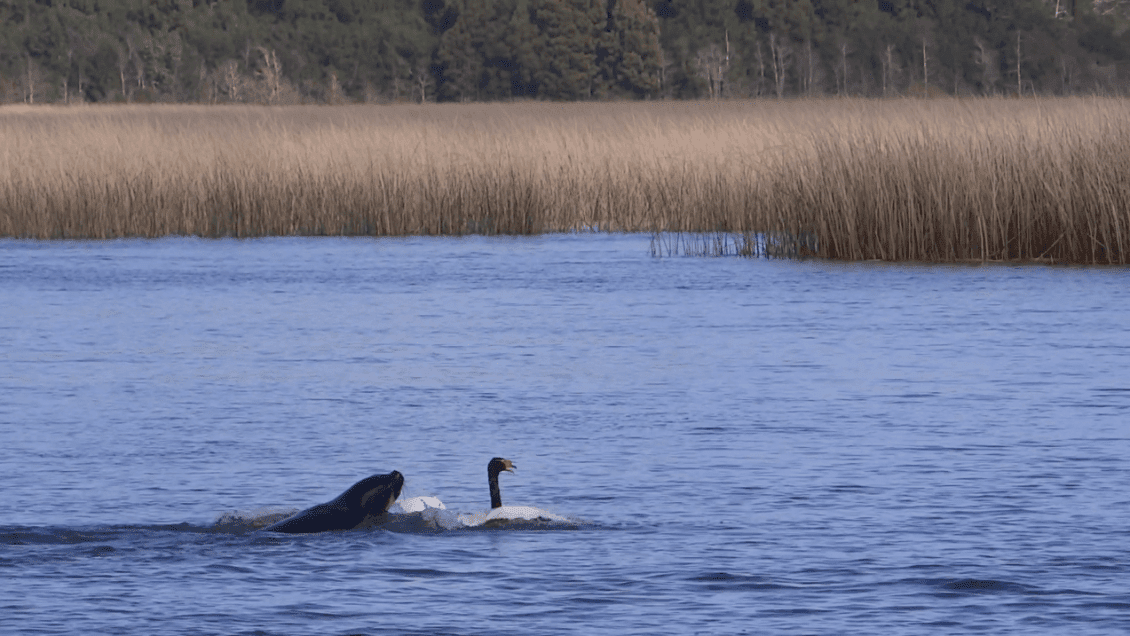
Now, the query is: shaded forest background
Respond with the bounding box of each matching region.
[2,0,1130,103]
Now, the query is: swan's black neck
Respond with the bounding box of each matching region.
[487,457,512,509]
[489,470,503,509]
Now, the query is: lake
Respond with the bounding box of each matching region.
[2,234,1128,635]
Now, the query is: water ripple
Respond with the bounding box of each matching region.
[2,236,1129,635]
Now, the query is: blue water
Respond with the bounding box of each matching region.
[2,234,1129,635]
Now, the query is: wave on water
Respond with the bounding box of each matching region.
[2,526,132,546]
[210,508,300,533]
[688,571,1109,604]
[0,499,588,542]
[688,571,800,592]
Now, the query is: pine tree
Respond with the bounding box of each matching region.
[606,0,662,97]
[502,0,540,96]
[529,0,606,99]
[436,0,539,100]
[436,0,487,100]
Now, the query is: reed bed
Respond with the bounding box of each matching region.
[2,99,1128,263]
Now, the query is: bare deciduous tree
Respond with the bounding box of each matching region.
[1058,53,1078,94]
[327,70,343,104]
[695,38,730,99]
[915,19,935,95]
[800,37,822,96]
[62,40,74,104]
[768,33,791,99]
[116,41,130,101]
[258,47,282,104]
[836,37,851,96]
[125,32,145,92]
[414,58,434,103]
[973,36,998,95]
[168,32,183,100]
[220,59,243,102]
[881,43,898,96]
[199,62,214,103]
[753,38,767,97]
[25,54,47,104]
[1015,31,1023,96]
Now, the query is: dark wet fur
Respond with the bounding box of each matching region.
[264,471,404,534]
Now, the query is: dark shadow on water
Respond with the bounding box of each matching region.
[687,571,802,592]
[940,578,1034,594]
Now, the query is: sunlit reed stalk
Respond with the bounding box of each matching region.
[1,99,1127,264]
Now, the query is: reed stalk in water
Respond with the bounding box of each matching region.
[1,99,1127,263]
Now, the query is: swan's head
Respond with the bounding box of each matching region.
[488,457,515,476]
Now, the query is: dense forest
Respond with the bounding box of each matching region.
[1,0,1129,103]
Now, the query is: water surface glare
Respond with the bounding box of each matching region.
[2,234,1129,635]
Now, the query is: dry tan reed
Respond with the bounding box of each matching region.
[1,99,1128,263]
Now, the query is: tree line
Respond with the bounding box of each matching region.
[2,0,1129,104]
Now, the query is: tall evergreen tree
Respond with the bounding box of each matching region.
[602,0,663,96]
[529,0,606,98]
[436,0,538,100]
[436,0,485,100]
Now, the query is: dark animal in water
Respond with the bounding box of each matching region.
[265,471,404,533]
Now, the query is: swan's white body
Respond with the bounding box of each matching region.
[457,505,569,527]
[391,495,565,526]
[389,496,446,514]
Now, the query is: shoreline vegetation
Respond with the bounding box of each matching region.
[2,98,1128,264]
